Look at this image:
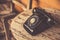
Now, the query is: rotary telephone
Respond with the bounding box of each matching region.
[23,8,55,36]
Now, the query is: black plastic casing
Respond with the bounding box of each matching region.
[23,8,55,36]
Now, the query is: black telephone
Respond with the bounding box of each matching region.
[23,8,55,36]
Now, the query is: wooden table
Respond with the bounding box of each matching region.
[10,10,60,40]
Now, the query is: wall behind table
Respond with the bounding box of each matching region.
[13,0,60,12]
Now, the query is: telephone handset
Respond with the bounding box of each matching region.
[23,8,55,36]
